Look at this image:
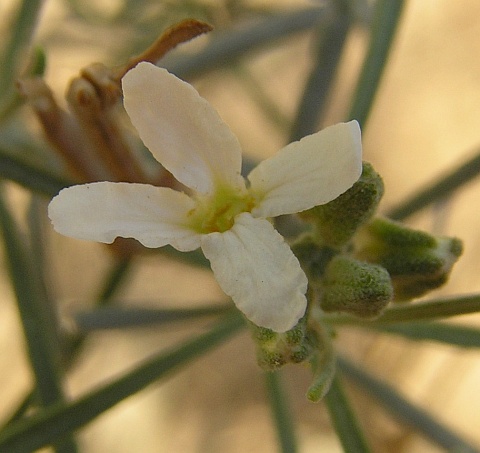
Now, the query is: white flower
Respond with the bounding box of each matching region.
[48,62,362,332]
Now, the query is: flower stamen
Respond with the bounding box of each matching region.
[188,186,255,234]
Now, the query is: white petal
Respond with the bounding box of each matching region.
[122,62,245,195]
[201,212,307,332]
[248,121,362,218]
[48,182,201,251]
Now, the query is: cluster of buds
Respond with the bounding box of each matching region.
[253,162,462,399]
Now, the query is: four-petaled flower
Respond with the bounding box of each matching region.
[48,62,362,332]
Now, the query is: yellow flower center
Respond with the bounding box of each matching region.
[188,185,255,234]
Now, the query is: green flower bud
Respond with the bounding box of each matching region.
[354,217,463,300]
[320,255,393,317]
[252,317,318,370]
[300,162,384,248]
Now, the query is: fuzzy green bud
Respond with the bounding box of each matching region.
[300,162,384,248]
[354,217,463,300]
[252,317,318,370]
[320,255,393,317]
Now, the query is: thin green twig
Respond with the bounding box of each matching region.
[0,0,44,113]
[370,321,480,348]
[0,151,73,196]
[0,312,245,453]
[163,7,330,79]
[265,371,298,453]
[338,356,480,453]
[0,189,63,404]
[62,256,134,367]
[324,294,480,325]
[96,256,133,303]
[29,198,60,331]
[324,372,372,453]
[290,3,351,141]
[388,146,480,220]
[233,63,290,132]
[348,0,406,128]
[0,187,78,453]
[0,393,36,428]
[3,256,135,427]
[74,305,232,331]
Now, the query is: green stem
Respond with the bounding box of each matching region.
[0,0,45,111]
[74,305,232,331]
[0,187,78,453]
[388,147,480,220]
[0,393,36,428]
[348,0,406,128]
[233,64,290,132]
[4,256,135,430]
[338,356,480,453]
[265,371,298,453]
[28,196,64,351]
[324,372,371,453]
[62,256,134,366]
[0,151,73,196]
[96,256,133,303]
[290,3,351,141]
[0,312,245,453]
[370,321,480,349]
[164,7,329,79]
[325,294,480,325]
[0,189,63,404]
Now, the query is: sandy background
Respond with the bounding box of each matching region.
[1,1,480,452]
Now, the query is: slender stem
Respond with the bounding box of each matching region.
[290,3,351,141]
[0,188,78,453]
[0,0,44,111]
[5,256,135,428]
[370,321,480,348]
[0,151,73,197]
[74,305,232,331]
[163,7,330,79]
[324,294,480,325]
[233,64,290,132]
[62,256,134,365]
[265,371,298,453]
[96,256,133,304]
[348,0,406,128]
[0,313,245,453]
[0,189,63,405]
[338,356,480,453]
[388,147,480,220]
[0,393,36,429]
[28,196,65,360]
[324,372,371,453]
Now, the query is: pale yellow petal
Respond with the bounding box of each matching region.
[201,212,307,332]
[122,62,245,195]
[48,182,201,251]
[249,121,362,218]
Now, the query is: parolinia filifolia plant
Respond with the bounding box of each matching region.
[0,2,480,452]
